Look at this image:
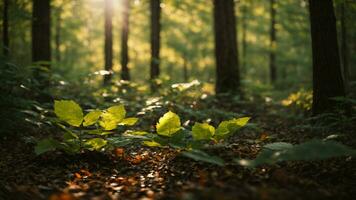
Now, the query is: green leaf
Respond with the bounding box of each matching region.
[156,111,181,137]
[99,105,127,130]
[84,138,107,151]
[215,117,250,140]
[128,131,149,136]
[143,140,162,147]
[99,112,119,130]
[264,142,293,151]
[83,110,102,126]
[63,131,79,140]
[107,105,126,122]
[237,140,356,167]
[108,137,133,147]
[119,117,138,126]
[54,100,83,127]
[182,150,224,166]
[35,138,60,155]
[192,122,215,140]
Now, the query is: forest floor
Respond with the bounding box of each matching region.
[1,98,356,200]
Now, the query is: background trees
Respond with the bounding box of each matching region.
[120,0,130,81]
[103,0,113,85]
[150,0,161,88]
[213,0,240,94]
[309,0,346,115]
[2,0,9,56]
[0,0,355,106]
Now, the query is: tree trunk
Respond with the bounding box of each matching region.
[241,2,247,75]
[120,0,130,81]
[104,0,114,85]
[2,0,9,57]
[183,56,188,82]
[269,0,277,84]
[55,7,61,63]
[32,0,51,85]
[309,0,345,115]
[340,1,349,92]
[150,0,161,85]
[213,0,240,94]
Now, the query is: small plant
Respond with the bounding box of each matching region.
[35,100,138,155]
[282,89,312,112]
[125,111,250,165]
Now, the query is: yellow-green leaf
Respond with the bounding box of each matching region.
[128,131,149,136]
[156,111,181,137]
[83,110,102,126]
[84,138,107,151]
[143,140,162,147]
[119,118,138,126]
[233,117,250,127]
[54,100,83,127]
[107,105,126,122]
[99,112,118,130]
[192,122,215,140]
[215,117,250,140]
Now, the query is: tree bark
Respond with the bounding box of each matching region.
[309,0,346,115]
[32,0,51,85]
[213,0,240,94]
[340,1,349,92]
[2,0,9,57]
[55,7,61,63]
[183,56,188,82]
[104,0,114,85]
[150,0,161,83]
[120,0,130,81]
[241,2,247,75]
[269,0,277,84]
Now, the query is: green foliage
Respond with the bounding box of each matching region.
[83,110,102,126]
[181,150,225,166]
[156,111,182,137]
[35,100,137,155]
[35,138,61,155]
[282,89,313,112]
[192,123,215,140]
[237,140,356,167]
[54,100,83,127]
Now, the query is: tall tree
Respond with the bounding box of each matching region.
[2,0,9,56]
[309,0,345,115]
[120,0,130,81]
[104,0,113,85]
[32,0,51,84]
[269,0,277,84]
[54,7,61,63]
[240,1,248,75]
[340,0,349,91]
[213,0,240,94]
[150,0,161,85]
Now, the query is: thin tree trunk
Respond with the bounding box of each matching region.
[213,0,240,94]
[150,0,161,87]
[121,0,130,81]
[241,2,247,75]
[269,0,277,84]
[32,0,51,85]
[340,1,349,91]
[183,56,188,82]
[55,7,61,63]
[104,0,113,85]
[309,0,345,115]
[2,0,9,57]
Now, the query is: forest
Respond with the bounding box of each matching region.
[1,0,356,199]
